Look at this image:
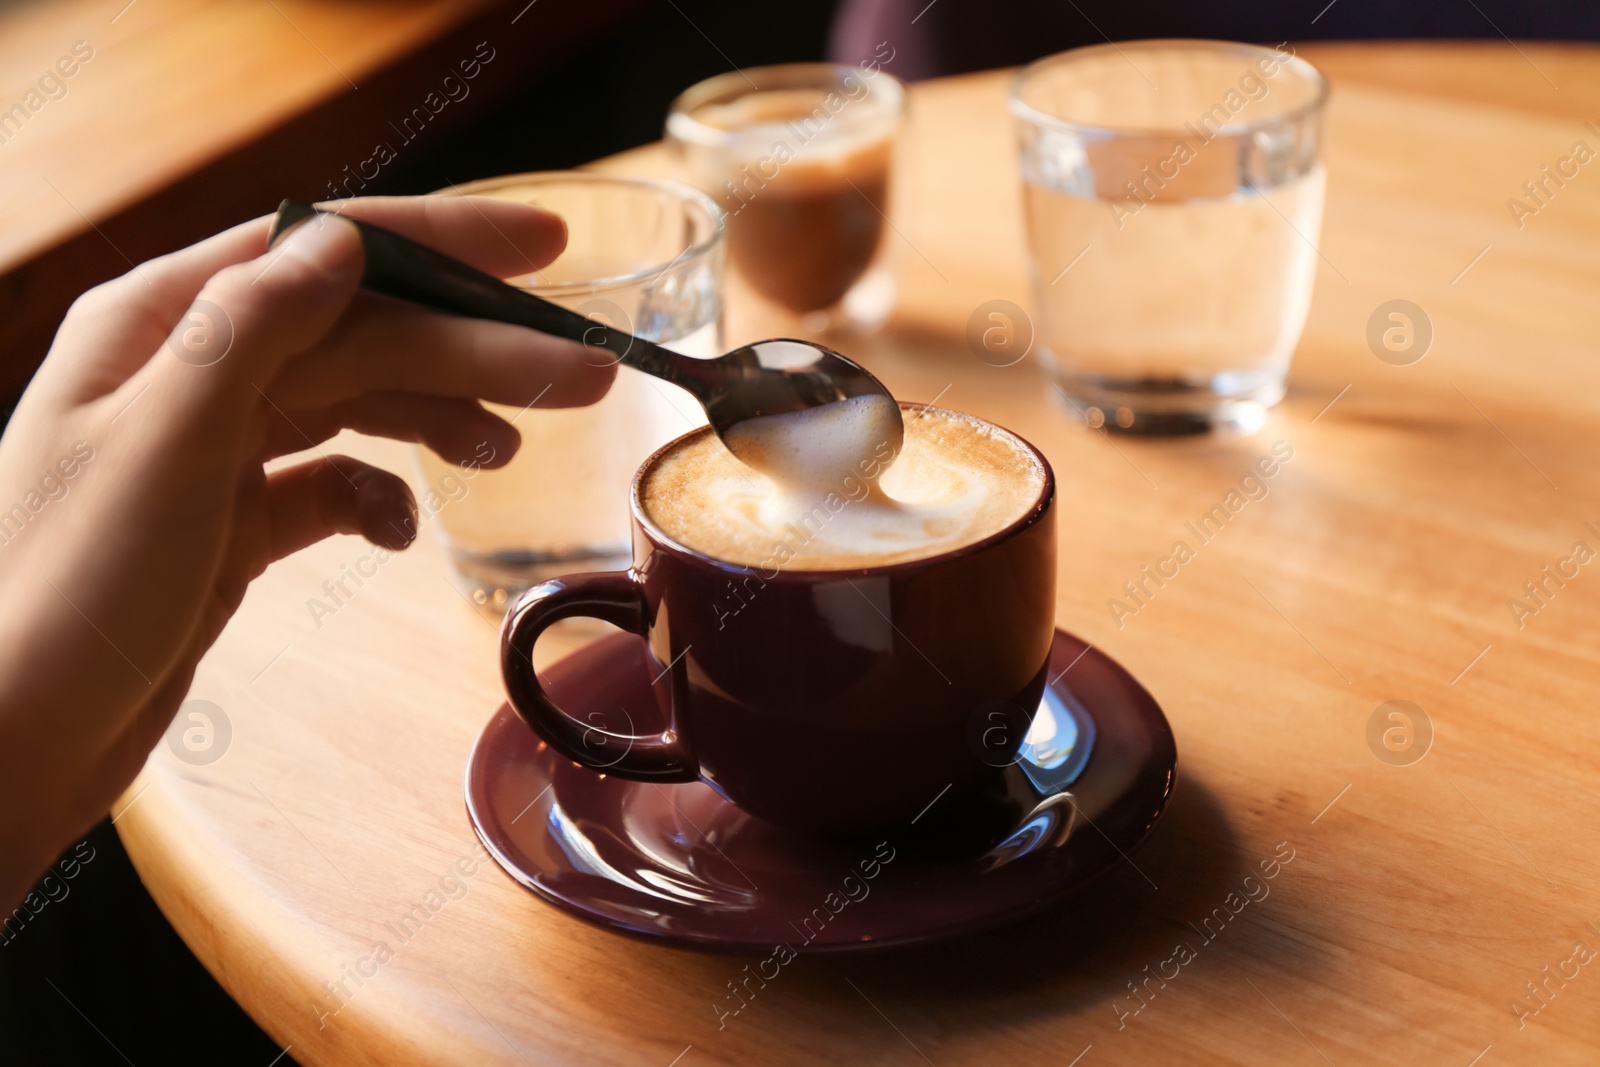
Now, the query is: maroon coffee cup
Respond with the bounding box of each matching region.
[500,405,1057,835]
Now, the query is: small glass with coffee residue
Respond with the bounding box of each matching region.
[668,62,905,337]
[1012,40,1329,435]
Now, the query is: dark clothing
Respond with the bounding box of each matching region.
[0,820,295,1066]
[828,0,1600,80]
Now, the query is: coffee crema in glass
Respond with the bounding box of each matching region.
[640,406,1046,570]
[668,63,904,331]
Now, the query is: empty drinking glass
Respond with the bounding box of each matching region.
[414,173,724,607]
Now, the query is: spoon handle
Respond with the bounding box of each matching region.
[268,201,716,403]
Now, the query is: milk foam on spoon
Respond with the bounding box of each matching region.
[720,393,903,499]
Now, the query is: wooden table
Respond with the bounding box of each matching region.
[118,43,1600,1066]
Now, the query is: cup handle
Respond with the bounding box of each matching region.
[500,572,697,782]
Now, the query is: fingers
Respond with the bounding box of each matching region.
[266,297,617,410]
[315,195,568,279]
[41,217,274,404]
[260,392,521,467]
[45,196,569,405]
[159,216,367,420]
[263,454,418,562]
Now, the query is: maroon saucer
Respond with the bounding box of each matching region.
[464,630,1176,954]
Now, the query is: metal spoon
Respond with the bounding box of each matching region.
[267,201,904,464]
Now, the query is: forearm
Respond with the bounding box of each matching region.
[0,730,94,912]
[0,615,157,911]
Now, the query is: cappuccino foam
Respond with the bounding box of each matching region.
[640,407,1044,569]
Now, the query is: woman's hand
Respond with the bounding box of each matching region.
[0,197,613,904]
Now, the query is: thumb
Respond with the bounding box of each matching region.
[161,214,365,412]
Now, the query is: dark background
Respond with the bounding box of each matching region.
[383,0,842,196]
[3,0,1597,1062]
[379,0,1600,197]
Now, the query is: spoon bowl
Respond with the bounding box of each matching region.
[699,339,903,463]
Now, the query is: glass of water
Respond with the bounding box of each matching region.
[1011,40,1328,434]
[415,172,724,607]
